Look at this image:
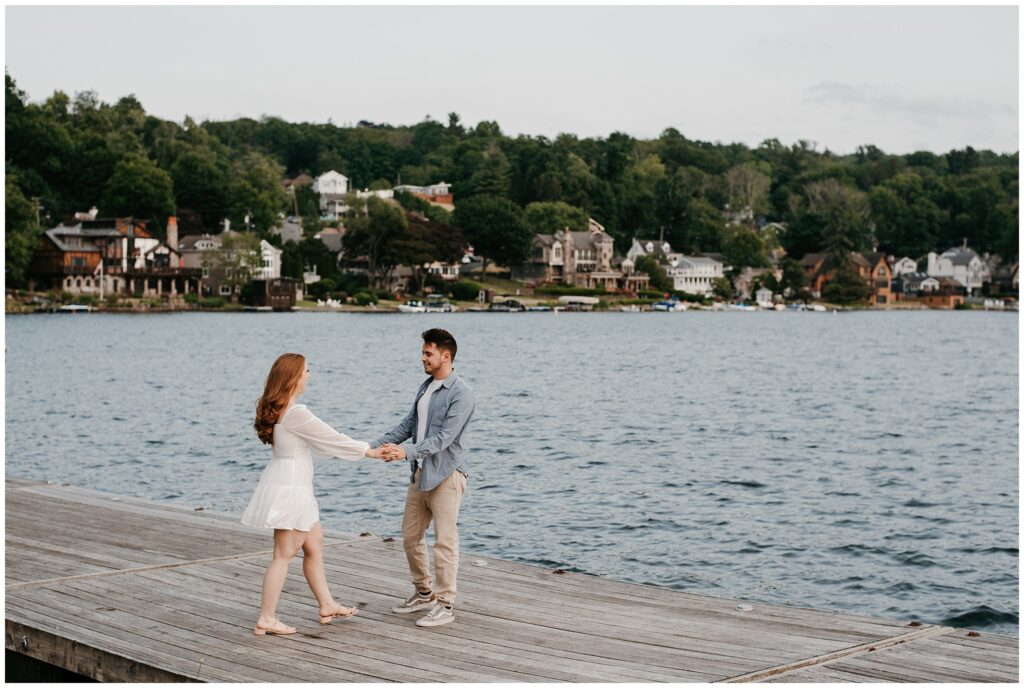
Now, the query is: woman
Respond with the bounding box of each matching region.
[242,353,388,636]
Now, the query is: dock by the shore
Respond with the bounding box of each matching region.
[5,478,1017,682]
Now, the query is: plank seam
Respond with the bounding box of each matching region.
[5,537,378,591]
[719,625,954,682]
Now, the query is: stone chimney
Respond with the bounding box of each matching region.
[166,216,179,251]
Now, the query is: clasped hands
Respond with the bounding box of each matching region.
[366,444,405,462]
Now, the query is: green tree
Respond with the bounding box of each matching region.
[343,196,409,288]
[524,201,588,234]
[227,151,287,235]
[5,177,39,285]
[868,173,943,258]
[822,264,870,304]
[722,226,770,273]
[171,148,229,227]
[779,257,809,298]
[452,195,530,272]
[634,254,673,293]
[99,154,175,235]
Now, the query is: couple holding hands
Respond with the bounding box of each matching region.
[241,328,475,635]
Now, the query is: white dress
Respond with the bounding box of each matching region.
[241,404,370,531]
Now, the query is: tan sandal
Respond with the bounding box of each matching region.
[253,618,297,636]
[319,604,359,624]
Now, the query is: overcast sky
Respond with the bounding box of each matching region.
[5,5,1019,154]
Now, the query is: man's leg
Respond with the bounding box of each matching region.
[427,470,466,606]
[402,471,434,593]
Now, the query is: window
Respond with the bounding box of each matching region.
[202,267,210,278]
[219,285,232,296]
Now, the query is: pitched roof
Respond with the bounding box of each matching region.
[940,246,980,266]
[534,234,556,246]
[179,233,222,250]
[633,237,672,256]
[800,252,825,267]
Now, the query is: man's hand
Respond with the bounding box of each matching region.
[381,443,406,462]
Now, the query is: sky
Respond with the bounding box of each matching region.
[4,5,1019,155]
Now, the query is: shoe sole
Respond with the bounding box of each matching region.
[416,616,454,627]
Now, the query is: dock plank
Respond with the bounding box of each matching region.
[6,478,1017,682]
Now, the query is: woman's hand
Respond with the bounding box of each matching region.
[364,446,387,460]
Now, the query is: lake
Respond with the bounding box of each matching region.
[4,310,1018,635]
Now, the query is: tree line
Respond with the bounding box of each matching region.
[5,71,1018,289]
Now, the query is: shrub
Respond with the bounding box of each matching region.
[199,297,226,309]
[450,280,483,301]
[183,293,199,304]
[354,291,378,306]
[307,278,337,300]
[105,294,120,308]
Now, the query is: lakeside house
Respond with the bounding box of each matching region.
[179,229,282,299]
[626,238,725,297]
[799,251,893,305]
[313,170,349,218]
[27,215,201,298]
[891,256,919,277]
[514,219,651,293]
[926,243,990,295]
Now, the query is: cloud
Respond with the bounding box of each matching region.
[805,81,1017,126]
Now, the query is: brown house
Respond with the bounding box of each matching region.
[800,251,892,305]
[27,216,200,297]
[919,277,966,309]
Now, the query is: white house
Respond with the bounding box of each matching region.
[666,254,724,296]
[313,170,350,217]
[626,237,673,263]
[627,237,724,296]
[927,244,990,294]
[755,287,774,308]
[254,240,282,281]
[891,256,919,277]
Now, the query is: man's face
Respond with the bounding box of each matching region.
[421,343,448,375]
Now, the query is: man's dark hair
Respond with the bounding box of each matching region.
[422,328,457,361]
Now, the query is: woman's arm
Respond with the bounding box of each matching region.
[282,405,372,460]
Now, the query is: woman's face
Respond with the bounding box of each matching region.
[296,363,310,396]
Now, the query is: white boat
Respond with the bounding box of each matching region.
[424,295,457,313]
[807,304,828,312]
[652,299,687,312]
[397,300,427,313]
[58,304,92,313]
[728,303,758,312]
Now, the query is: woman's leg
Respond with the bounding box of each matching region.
[258,528,306,625]
[301,522,355,616]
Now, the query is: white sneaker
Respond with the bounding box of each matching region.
[392,591,436,614]
[415,602,455,627]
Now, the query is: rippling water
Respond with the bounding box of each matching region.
[5,311,1019,635]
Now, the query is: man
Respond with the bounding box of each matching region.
[373,328,475,627]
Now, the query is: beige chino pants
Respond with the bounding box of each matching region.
[402,468,467,605]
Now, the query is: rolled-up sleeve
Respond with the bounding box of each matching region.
[283,405,369,460]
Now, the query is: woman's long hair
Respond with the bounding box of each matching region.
[254,353,306,445]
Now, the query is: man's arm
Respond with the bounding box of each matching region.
[370,402,416,448]
[402,386,475,461]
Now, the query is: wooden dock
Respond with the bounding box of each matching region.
[5,478,1018,682]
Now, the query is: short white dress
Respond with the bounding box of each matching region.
[241,404,370,531]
